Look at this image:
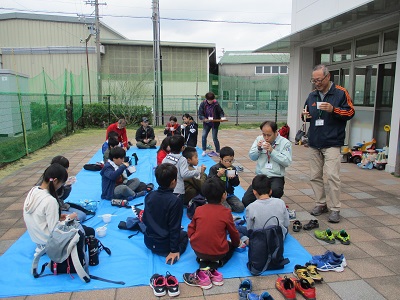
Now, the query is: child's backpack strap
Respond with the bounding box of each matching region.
[32,247,47,278]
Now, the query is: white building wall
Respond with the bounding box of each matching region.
[291,0,373,33]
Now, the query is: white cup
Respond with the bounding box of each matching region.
[208,117,214,120]
[96,226,107,237]
[317,102,323,109]
[102,214,112,223]
[181,124,185,129]
[226,169,236,177]
[221,117,227,120]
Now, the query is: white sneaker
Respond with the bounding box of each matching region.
[202,151,206,157]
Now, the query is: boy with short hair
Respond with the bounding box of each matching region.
[163,135,206,201]
[238,174,289,244]
[142,163,188,265]
[103,137,119,162]
[184,177,240,289]
[208,146,244,212]
[102,130,120,154]
[182,146,207,205]
[100,147,145,200]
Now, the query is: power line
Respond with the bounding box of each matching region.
[0,7,291,25]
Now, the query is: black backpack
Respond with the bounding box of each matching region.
[187,194,207,220]
[246,216,289,275]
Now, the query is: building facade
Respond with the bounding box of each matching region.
[257,0,400,173]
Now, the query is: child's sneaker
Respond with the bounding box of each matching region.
[132,207,144,222]
[332,229,350,245]
[293,264,315,286]
[235,241,247,252]
[275,276,296,299]
[286,205,296,220]
[149,273,166,296]
[165,271,180,297]
[312,259,344,272]
[294,278,316,300]
[311,250,347,267]
[247,291,274,300]
[238,278,252,300]
[208,269,224,286]
[305,263,323,282]
[314,228,336,244]
[183,269,212,289]
[202,151,207,157]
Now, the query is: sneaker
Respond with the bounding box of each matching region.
[235,240,247,252]
[238,278,252,300]
[183,269,212,289]
[247,291,274,300]
[328,210,341,223]
[208,269,224,286]
[165,272,180,297]
[332,229,350,245]
[293,264,314,286]
[314,228,336,244]
[312,259,344,272]
[135,190,147,198]
[206,144,213,150]
[236,166,244,172]
[310,204,328,216]
[286,206,296,220]
[303,219,319,231]
[293,220,302,232]
[294,278,316,300]
[305,263,323,282]
[149,273,167,296]
[312,250,347,267]
[275,276,296,300]
[202,151,207,157]
[132,207,144,221]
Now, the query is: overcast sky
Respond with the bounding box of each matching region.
[1,0,292,60]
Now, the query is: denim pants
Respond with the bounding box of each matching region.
[202,124,220,152]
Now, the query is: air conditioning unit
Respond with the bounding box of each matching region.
[100,45,105,54]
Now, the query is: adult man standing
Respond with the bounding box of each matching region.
[302,64,355,223]
[106,119,129,150]
[135,117,157,149]
[198,92,225,156]
[242,121,292,207]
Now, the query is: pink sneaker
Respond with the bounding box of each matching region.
[183,269,212,289]
[208,269,224,286]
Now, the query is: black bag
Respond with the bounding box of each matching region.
[246,216,289,276]
[83,163,104,171]
[187,194,207,220]
[295,123,306,143]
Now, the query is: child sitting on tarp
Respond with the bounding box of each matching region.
[164,115,181,137]
[100,147,146,200]
[142,163,188,265]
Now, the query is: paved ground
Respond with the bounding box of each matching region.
[1,127,400,299]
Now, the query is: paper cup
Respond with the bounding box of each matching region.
[208,117,214,120]
[96,226,107,237]
[102,214,112,223]
[226,169,236,177]
[181,124,185,129]
[317,102,323,109]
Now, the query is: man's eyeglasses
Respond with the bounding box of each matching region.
[222,159,235,163]
[310,74,328,84]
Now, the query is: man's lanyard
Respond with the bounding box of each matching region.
[266,142,277,163]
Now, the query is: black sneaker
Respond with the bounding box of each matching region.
[149,273,166,296]
[165,271,180,297]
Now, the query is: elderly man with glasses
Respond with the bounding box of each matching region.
[302,64,355,223]
[242,120,292,207]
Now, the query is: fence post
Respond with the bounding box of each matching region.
[107,95,111,125]
[64,69,69,136]
[235,94,239,126]
[42,69,52,140]
[70,71,74,132]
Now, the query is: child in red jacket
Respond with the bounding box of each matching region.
[183,177,240,289]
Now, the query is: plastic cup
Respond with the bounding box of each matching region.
[96,226,107,237]
[102,214,112,223]
[226,169,236,177]
[208,117,213,120]
[317,102,323,109]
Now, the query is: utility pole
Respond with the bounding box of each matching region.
[85,0,106,102]
[152,0,162,126]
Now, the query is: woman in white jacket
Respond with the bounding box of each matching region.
[23,163,75,251]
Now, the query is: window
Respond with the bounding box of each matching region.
[315,48,330,65]
[383,29,399,53]
[333,43,351,62]
[222,90,230,100]
[263,66,271,73]
[355,35,379,58]
[255,66,263,74]
[280,66,288,74]
[255,65,288,75]
[272,66,279,74]
[354,65,377,106]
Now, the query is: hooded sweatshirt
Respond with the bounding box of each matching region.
[23,186,60,245]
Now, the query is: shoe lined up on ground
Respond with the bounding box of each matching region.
[294,278,316,300]
[332,229,350,245]
[207,269,224,286]
[275,276,296,300]
[238,278,253,300]
[314,228,336,244]
[311,250,347,268]
[310,204,328,216]
[247,291,274,300]
[328,210,341,223]
[311,259,344,272]
[293,220,302,232]
[303,219,319,230]
[305,263,323,282]
[149,273,167,297]
[165,271,180,297]
[287,206,296,220]
[293,264,315,286]
[183,269,212,289]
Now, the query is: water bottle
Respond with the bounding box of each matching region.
[86,235,99,266]
[111,199,128,207]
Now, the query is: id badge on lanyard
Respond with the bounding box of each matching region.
[315,119,324,126]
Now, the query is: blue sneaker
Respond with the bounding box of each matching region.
[238,279,252,300]
[311,250,347,267]
[247,291,274,300]
[311,259,344,272]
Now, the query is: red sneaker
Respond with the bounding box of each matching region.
[275,276,296,300]
[294,278,316,300]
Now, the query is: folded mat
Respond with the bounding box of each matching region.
[0,147,311,297]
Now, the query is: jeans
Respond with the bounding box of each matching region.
[202,125,220,152]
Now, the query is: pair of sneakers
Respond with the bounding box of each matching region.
[183,268,223,289]
[276,276,316,300]
[150,272,180,297]
[239,279,273,300]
